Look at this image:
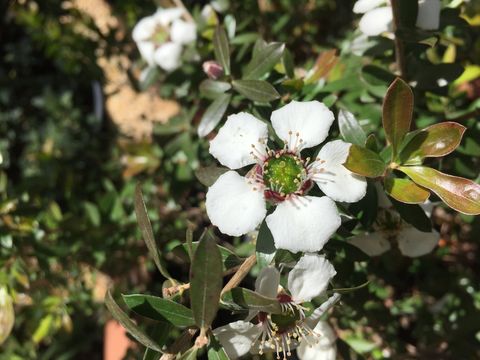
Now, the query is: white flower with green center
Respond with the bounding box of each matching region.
[349,184,440,257]
[206,100,367,253]
[213,254,340,360]
[353,0,441,37]
[132,8,196,72]
[296,320,337,360]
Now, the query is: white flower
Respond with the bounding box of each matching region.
[206,101,367,253]
[296,321,337,360]
[132,8,196,72]
[353,0,441,37]
[213,254,340,359]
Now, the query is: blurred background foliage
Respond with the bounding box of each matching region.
[1,0,480,359]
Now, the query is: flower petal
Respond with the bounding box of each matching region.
[271,101,334,152]
[206,171,266,237]
[209,112,268,170]
[397,227,439,257]
[312,140,367,203]
[266,196,341,253]
[155,7,184,26]
[170,19,197,44]
[136,41,156,67]
[359,7,393,36]
[416,0,441,30]
[288,254,336,302]
[154,42,183,72]
[353,0,386,14]
[255,266,280,298]
[132,15,156,42]
[297,321,337,360]
[213,321,262,359]
[349,232,391,256]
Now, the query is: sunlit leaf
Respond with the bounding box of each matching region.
[338,109,367,146]
[213,26,230,75]
[221,287,282,314]
[384,177,430,204]
[199,80,231,99]
[232,80,280,102]
[343,145,386,178]
[197,93,232,137]
[383,78,413,159]
[208,335,231,360]
[398,166,480,215]
[243,42,285,80]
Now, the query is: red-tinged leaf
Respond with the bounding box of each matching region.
[384,177,430,204]
[383,78,413,159]
[398,166,480,215]
[343,145,386,178]
[399,122,466,164]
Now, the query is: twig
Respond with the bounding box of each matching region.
[446,108,480,123]
[391,0,407,79]
[171,0,194,23]
[221,254,257,296]
[159,328,198,360]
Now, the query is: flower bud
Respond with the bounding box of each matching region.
[202,60,224,80]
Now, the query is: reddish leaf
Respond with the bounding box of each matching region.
[398,166,480,215]
[399,122,466,164]
[383,78,413,159]
[384,177,430,204]
[343,145,386,178]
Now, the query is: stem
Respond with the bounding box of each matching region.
[159,328,198,360]
[391,0,407,79]
[447,108,480,122]
[221,254,257,296]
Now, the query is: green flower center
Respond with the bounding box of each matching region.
[151,26,169,45]
[263,154,305,195]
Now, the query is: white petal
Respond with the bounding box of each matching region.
[312,140,367,203]
[132,15,157,42]
[266,196,341,253]
[154,7,184,26]
[271,101,334,152]
[416,0,441,30]
[288,254,336,302]
[206,171,266,237]
[170,19,197,44]
[420,200,438,217]
[136,41,156,66]
[154,42,182,72]
[359,7,393,36]
[297,321,337,360]
[397,227,439,257]
[349,232,391,256]
[353,0,386,14]
[213,321,262,359]
[209,112,268,170]
[255,267,280,298]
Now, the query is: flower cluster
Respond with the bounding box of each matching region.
[214,254,339,360]
[132,7,196,72]
[206,101,367,253]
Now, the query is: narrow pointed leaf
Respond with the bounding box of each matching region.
[199,80,231,98]
[243,42,285,80]
[390,198,432,232]
[198,93,232,137]
[208,335,231,360]
[343,145,386,178]
[104,290,163,352]
[190,230,223,330]
[383,78,413,159]
[338,109,367,146]
[232,80,280,102]
[213,26,230,75]
[221,287,282,314]
[399,122,466,164]
[135,184,171,280]
[398,166,480,215]
[178,347,198,360]
[122,294,195,327]
[384,177,430,204]
[195,165,229,187]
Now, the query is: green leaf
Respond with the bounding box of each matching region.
[104,290,163,352]
[283,49,295,78]
[208,335,231,360]
[135,184,171,280]
[221,287,282,314]
[178,347,198,360]
[195,165,229,187]
[390,198,432,232]
[213,26,230,75]
[383,78,413,159]
[343,145,386,178]
[384,177,430,204]
[243,42,285,80]
[199,80,231,99]
[197,93,232,137]
[143,324,174,360]
[232,80,280,102]
[365,134,379,152]
[399,122,466,164]
[190,230,223,330]
[329,280,370,295]
[398,166,480,215]
[255,219,275,256]
[338,109,367,146]
[122,294,195,327]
